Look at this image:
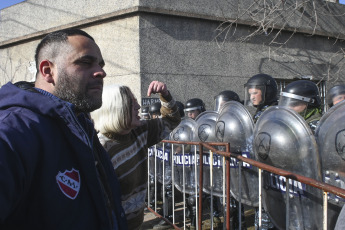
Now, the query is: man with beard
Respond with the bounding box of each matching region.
[0,29,127,230]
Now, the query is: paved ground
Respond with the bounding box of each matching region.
[142,204,256,230]
[142,209,165,229]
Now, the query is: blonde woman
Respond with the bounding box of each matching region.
[91,81,181,230]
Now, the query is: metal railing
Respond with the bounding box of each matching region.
[147,140,345,230]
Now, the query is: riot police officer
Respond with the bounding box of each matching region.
[245,74,278,230]
[253,80,324,229]
[279,80,322,133]
[141,106,150,120]
[149,102,162,119]
[244,74,278,123]
[327,84,345,108]
[181,98,208,228]
[184,98,206,120]
[214,90,241,112]
[213,90,246,229]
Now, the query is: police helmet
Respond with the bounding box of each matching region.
[244,74,278,107]
[279,80,321,108]
[184,98,206,113]
[327,85,345,107]
[149,102,161,116]
[175,101,185,117]
[141,106,150,120]
[214,90,240,112]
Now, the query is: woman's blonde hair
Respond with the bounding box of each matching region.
[91,84,134,135]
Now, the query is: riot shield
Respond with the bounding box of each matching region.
[195,111,218,143]
[170,117,197,142]
[315,101,345,229]
[156,142,172,185]
[253,106,322,230]
[170,118,198,194]
[194,111,225,197]
[148,143,171,185]
[215,101,258,207]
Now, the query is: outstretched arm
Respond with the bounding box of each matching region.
[145,81,181,145]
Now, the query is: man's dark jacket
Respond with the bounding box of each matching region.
[0,82,128,230]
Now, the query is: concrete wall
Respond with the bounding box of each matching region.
[138,12,345,107]
[0,0,344,109]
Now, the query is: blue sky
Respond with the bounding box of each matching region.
[0,0,344,10]
[0,0,25,10]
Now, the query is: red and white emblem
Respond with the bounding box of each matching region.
[56,168,81,199]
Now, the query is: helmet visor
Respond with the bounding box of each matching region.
[214,96,228,112]
[278,92,310,116]
[184,106,202,112]
[327,86,345,106]
[141,112,150,120]
[332,94,345,106]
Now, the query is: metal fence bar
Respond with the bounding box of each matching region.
[324,191,328,230]
[182,145,186,230]
[162,143,166,218]
[259,168,262,229]
[286,177,290,230]
[194,145,199,230]
[147,149,150,209]
[238,161,242,230]
[226,143,231,230]
[210,149,214,229]
[154,144,157,212]
[198,143,204,230]
[171,144,175,224]
[222,154,226,230]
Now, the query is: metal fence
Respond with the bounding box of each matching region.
[147,140,345,230]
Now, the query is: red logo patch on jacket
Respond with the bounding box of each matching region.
[56,168,81,199]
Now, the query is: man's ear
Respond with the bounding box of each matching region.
[39,60,55,84]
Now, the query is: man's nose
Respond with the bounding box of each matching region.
[93,68,106,78]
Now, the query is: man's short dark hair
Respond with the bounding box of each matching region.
[34,28,94,75]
